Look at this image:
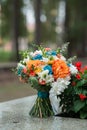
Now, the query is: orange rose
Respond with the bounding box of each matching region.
[47,60,54,65]
[26,60,44,70]
[52,59,70,79]
[35,67,42,74]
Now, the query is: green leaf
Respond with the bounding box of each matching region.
[86,100,87,104]
[80,111,87,119]
[73,100,85,113]
[74,87,82,94]
[28,77,39,88]
[83,73,87,78]
[84,70,87,74]
[76,79,85,87]
[82,90,87,95]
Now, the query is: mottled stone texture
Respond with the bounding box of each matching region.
[0,95,87,130]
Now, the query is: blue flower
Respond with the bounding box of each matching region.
[32,54,42,60]
[51,51,57,55]
[17,66,23,76]
[43,65,52,74]
[67,63,71,67]
[46,51,57,56]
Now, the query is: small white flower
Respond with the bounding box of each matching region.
[69,64,78,75]
[17,63,25,69]
[34,50,42,55]
[38,70,54,84]
[23,56,30,63]
[60,55,66,61]
[46,75,54,83]
[42,57,49,63]
[52,55,58,60]
[38,70,49,80]
[30,50,42,57]
[30,52,33,57]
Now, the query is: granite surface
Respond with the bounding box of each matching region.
[0,95,87,130]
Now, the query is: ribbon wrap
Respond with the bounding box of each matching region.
[38,91,49,98]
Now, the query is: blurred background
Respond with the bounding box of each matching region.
[0,0,87,102]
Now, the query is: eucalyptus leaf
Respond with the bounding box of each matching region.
[80,111,87,119]
[28,77,39,89]
[76,79,86,87]
[83,74,87,79]
[74,100,85,113]
[86,100,87,104]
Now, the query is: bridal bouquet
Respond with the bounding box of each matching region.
[16,43,77,118]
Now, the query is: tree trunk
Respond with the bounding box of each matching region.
[81,17,87,57]
[12,0,20,61]
[34,0,42,46]
[64,0,71,57]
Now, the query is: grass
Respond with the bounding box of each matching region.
[0,50,12,62]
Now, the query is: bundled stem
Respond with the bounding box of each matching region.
[29,96,54,118]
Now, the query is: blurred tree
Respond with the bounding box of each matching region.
[65,0,87,57]
[34,0,42,45]
[1,0,27,61]
[12,0,20,61]
[41,0,58,43]
[1,0,27,38]
[31,0,59,44]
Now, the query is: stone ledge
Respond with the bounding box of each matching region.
[0,95,87,130]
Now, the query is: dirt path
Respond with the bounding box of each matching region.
[0,70,36,102]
